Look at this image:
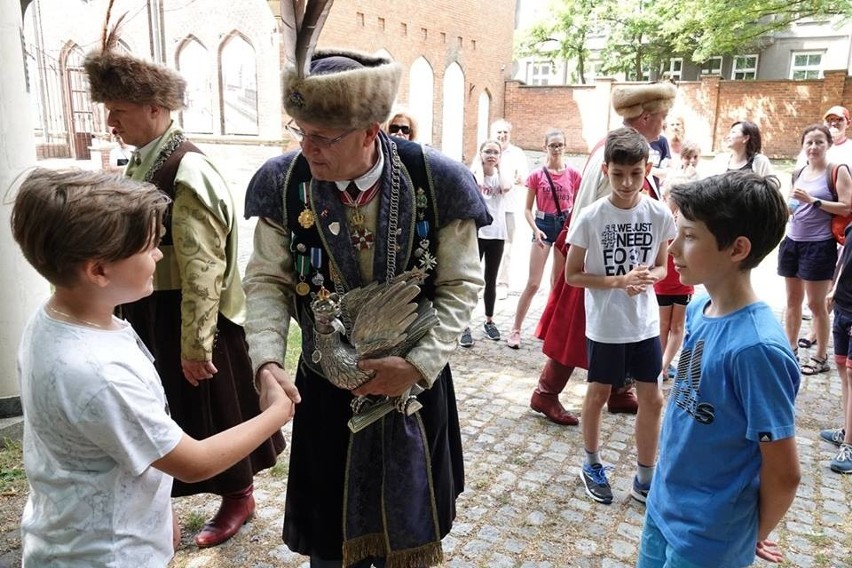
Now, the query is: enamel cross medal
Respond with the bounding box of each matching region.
[350,208,373,251]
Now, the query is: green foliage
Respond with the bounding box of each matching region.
[660,0,852,62]
[515,0,600,83]
[285,324,302,371]
[516,0,852,82]
[183,510,206,533]
[0,438,26,495]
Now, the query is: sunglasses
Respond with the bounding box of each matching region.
[389,124,411,135]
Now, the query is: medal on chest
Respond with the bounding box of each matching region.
[297,183,316,228]
[350,208,374,250]
[341,183,380,252]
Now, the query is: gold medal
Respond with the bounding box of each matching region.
[295,281,311,296]
[298,208,316,228]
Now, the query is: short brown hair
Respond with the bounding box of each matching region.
[11,168,170,287]
[604,127,649,166]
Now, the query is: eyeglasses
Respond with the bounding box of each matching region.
[482,149,500,156]
[389,124,411,135]
[286,121,353,148]
[548,143,565,150]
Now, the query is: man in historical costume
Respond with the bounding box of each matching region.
[84,48,284,548]
[242,50,488,567]
[566,82,678,414]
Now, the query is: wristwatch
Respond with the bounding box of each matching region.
[813,199,823,208]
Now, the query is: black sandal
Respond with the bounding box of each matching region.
[801,356,830,376]
[797,337,815,349]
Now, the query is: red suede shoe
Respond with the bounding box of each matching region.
[530,391,579,425]
[606,386,638,414]
[194,488,256,548]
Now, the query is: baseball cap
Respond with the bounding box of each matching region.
[824,105,850,121]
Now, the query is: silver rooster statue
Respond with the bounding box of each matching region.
[309,269,439,432]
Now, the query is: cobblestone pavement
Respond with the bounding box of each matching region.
[14,148,852,567]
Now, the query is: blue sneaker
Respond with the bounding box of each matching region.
[830,443,852,474]
[580,463,614,504]
[630,475,651,504]
[820,428,846,447]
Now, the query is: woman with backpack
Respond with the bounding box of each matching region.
[778,124,852,375]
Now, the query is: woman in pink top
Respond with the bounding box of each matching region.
[507,129,581,349]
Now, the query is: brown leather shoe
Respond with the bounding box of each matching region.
[530,391,579,425]
[607,385,638,414]
[194,487,256,548]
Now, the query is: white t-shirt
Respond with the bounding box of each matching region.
[829,139,852,166]
[568,195,676,343]
[19,305,184,568]
[501,144,529,214]
[477,172,509,240]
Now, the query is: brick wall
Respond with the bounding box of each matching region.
[28,0,514,163]
[505,70,852,160]
[317,0,515,162]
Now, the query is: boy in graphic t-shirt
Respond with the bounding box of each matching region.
[565,127,676,505]
[639,171,800,567]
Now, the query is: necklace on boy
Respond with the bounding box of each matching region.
[46,302,109,329]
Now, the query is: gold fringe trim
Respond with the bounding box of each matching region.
[343,534,385,567]
[387,542,444,568]
[343,536,443,568]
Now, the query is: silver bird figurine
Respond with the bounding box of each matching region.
[309,269,439,432]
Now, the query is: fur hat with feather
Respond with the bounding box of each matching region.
[280,1,401,129]
[611,83,677,119]
[84,1,186,110]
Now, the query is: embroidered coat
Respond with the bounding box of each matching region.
[122,121,284,497]
[243,133,489,565]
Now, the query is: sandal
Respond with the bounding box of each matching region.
[797,337,815,349]
[801,356,830,376]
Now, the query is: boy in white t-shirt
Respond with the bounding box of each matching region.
[565,127,676,505]
[11,168,295,567]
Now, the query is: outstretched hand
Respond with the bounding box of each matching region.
[353,356,422,397]
[755,539,784,563]
[258,371,295,422]
[257,362,301,404]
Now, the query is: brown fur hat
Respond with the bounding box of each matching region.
[612,83,677,119]
[283,49,401,130]
[84,50,186,110]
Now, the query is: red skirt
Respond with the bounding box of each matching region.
[535,227,588,370]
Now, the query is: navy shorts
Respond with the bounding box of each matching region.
[586,336,663,386]
[656,294,692,307]
[832,309,852,364]
[777,237,837,281]
[533,214,564,245]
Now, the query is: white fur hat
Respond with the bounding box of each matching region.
[612,83,677,119]
[283,49,402,130]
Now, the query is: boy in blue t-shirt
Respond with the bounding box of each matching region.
[638,172,801,567]
[566,127,676,505]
